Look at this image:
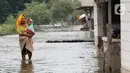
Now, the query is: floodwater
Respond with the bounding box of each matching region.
[0,25,101,73]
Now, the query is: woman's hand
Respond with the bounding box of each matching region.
[26,29,35,37]
[20,31,32,38]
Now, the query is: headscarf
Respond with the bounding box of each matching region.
[16,14,26,28]
[16,14,28,34]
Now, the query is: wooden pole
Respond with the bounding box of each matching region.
[107,0,112,73]
[102,2,107,73]
[103,3,107,36]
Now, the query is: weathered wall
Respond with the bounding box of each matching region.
[121,0,130,73]
[94,2,104,48]
[94,2,99,47]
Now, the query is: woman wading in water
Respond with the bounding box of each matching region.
[16,14,35,61]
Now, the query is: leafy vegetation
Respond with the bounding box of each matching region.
[0,24,16,35]
[0,0,84,35]
[0,0,33,23]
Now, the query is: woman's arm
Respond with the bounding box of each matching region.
[30,32,35,37]
[27,29,35,37]
[20,31,32,38]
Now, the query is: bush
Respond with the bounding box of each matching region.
[5,14,16,25]
[0,24,16,36]
[0,15,17,36]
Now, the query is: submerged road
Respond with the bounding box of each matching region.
[0,25,101,73]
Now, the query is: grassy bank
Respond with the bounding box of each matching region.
[0,24,17,36]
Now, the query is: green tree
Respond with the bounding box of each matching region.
[19,1,52,25]
[4,0,82,26]
[24,0,32,3]
[0,0,9,23]
[51,0,74,21]
[33,0,48,3]
[7,0,25,15]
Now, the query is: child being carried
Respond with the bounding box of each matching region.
[27,19,35,36]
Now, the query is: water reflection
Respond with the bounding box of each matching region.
[20,61,34,73]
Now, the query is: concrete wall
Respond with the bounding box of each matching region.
[94,2,104,48]
[94,2,99,47]
[81,0,94,6]
[121,0,130,73]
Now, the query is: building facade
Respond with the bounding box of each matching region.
[94,0,121,73]
[80,0,130,73]
[79,0,128,73]
[121,0,130,73]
